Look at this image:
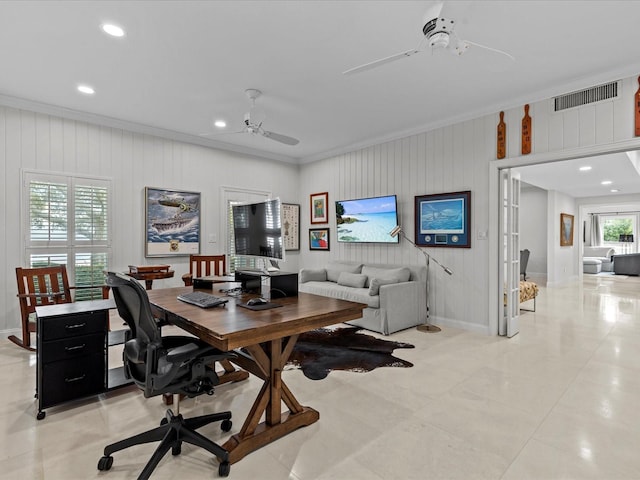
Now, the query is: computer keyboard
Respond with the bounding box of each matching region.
[177,291,228,308]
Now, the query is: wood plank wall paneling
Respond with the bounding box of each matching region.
[300,73,640,332]
[3,73,640,337]
[0,106,300,335]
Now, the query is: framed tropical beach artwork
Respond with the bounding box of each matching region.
[414,190,471,248]
[145,187,201,257]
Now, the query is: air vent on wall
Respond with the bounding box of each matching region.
[553,81,619,112]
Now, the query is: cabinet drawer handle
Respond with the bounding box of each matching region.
[65,344,86,352]
[65,374,86,383]
[65,323,87,330]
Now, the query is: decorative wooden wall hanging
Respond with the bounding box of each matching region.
[635,76,640,137]
[521,104,531,155]
[497,111,506,159]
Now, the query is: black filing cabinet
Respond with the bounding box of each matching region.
[36,299,129,419]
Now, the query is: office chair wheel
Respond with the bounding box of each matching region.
[218,461,230,477]
[97,455,113,471]
[221,419,232,432]
[160,418,168,426]
[36,411,45,420]
[172,442,182,456]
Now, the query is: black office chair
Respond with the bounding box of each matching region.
[97,272,233,478]
[520,249,530,281]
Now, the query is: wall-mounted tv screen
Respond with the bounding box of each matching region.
[232,198,284,260]
[336,195,399,243]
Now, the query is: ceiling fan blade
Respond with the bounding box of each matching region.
[343,45,423,75]
[261,130,299,146]
[462,39,515,61]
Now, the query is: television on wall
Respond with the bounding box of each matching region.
[335,195,399,243]
[232,198,285,260]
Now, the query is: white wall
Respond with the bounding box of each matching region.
[4,73,640,338]
[547,191,578,285]
[0,106,300,337]
[302,73,640,335]
[520,184,548,278]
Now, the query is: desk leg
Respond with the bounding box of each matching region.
[223,336,319,464]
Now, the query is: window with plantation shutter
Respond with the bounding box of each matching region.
[23,172,111,301]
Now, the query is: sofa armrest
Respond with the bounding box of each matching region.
[379,280,423,325]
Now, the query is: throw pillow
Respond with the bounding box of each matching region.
[337,272,368,288]
[368,277,400,295]
[326,262,363,283]
[299,268,327,283]
[361,266,411,287]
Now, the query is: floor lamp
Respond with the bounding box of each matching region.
[390,225,453,333]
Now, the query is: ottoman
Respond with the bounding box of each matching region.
[583,258,602,274]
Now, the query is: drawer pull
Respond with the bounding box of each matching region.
[65,344,86,352]
[65,374,86,383]
[65,323,87,330]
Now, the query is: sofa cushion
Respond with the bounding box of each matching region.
[337,272,368,288]
[298,281,380,308]
[368,277,400,295]
[299,268,327,283]
[326,262,363,283]
[361,266,411,287]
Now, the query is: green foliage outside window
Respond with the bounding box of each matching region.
[602,218,633,242]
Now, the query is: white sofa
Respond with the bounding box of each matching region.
[583,246,615,273]
[298,260,427,335]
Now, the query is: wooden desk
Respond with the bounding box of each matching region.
[146,285,366,465]
[127,265,174,290]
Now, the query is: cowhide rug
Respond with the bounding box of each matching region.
[286,327,414,380]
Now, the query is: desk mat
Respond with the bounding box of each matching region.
[238,302,283,311]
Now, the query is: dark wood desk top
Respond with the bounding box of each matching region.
[146,285,366,351]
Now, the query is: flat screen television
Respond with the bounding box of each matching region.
[335,194,399,243]
[232,198,285,260]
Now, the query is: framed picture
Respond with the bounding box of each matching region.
[310,192,329,224]
[414,190,471,248]
[145,187,201,257]
[560,213,574,246]
[282,203,300,251]
[309,228,330,251]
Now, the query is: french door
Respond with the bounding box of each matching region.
[499,168,520,337]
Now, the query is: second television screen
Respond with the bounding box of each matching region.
[335,195,399,243]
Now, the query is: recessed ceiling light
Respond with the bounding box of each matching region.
[214,120,227,128]
[610,189,620,193]
[101,23,125,37]
[601,180,613,185]
[77,85,95,95]
[579,166,592,171]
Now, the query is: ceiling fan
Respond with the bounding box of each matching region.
[201,89,299,146]
[343,1,514,75]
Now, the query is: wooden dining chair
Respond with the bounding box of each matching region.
[10,265,109,351]
[182,255,227,286]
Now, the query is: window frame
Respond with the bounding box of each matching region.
[22,170,112,298]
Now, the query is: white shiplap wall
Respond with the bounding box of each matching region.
[300,73,640,334]
[0,106,300,337]
[3,74,640,338]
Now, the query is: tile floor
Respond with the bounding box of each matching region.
[2,274,640,479]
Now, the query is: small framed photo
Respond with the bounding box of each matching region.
[310,192,329,224]
[560,213,574,246]
[309,228,330,251]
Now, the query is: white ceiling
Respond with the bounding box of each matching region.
[2,0,640,167]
